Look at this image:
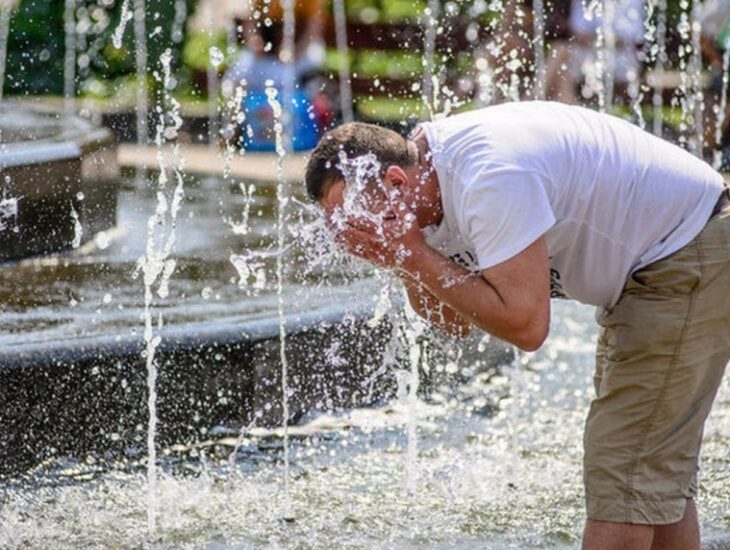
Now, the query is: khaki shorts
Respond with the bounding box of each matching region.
[584,208,730,525]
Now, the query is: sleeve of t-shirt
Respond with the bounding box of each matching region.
[459,168,556,270]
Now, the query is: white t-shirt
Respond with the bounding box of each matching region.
[419,102,725,308]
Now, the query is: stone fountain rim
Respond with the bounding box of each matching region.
[0,301,378,370]
[0,101,113,169]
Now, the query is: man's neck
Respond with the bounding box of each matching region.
[409,130,443,229]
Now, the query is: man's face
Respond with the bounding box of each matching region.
[320,178,396,232]
[320,179,347,221]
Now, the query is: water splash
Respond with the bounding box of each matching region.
[207,49,221,152]
[222,80,247,180]
[329,150,431,496]
[111,0,133,49]
[63,0,76,114]
[210,46,224,69]
[0,195,18,232]
[404,310,425,496]
[69,201,82,248]
[280,0,296,151]
[590,0,607,112]
[651,0,668,135]
[602,0,616,110]
[265,82,294,520]
[230,250,269,291]
[136,48,186,536]
[422,0,441,113]
[205,2,221,153]
[170,0,186,44]
[227,182,254,236]
[532,0,546,100]
[713,37,730,170]
[689,0,704,154]
[0,0,16,100]
[634,0,661,130]
[332,0,354,123]
[675,0,693,150]
[134,0,148,150]
[335,152,385,226]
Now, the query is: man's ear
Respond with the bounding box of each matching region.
[382,165,409,191]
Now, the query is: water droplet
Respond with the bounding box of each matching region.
[95,231,111,250]
[210,47,224,68]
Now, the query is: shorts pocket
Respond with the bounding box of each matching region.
[628,242,702,297]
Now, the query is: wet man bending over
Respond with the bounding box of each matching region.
[303,101,730,550]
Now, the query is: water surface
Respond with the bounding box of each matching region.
[2,300,728,548]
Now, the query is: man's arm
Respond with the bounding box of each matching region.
[399,237,551,351]
[337,205,551,351]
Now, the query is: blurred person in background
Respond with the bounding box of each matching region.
[480,0,570,102]
[223,0,326,93]
[545,0,644,104]
[223,0,333,151]
[484,0,536,101]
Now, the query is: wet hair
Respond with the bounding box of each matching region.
[304,122,415,202]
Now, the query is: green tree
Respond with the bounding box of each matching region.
[3,0,198,97]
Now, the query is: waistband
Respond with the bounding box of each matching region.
[710,187,730,220]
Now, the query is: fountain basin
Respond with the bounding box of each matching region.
[0,280,511,479]
[0,302,398,478]
[0,102,118,261]
[0,167,513,479]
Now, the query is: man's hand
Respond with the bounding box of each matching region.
[329,191,550,351]
[333,200,425,269]
[400,235,551,351]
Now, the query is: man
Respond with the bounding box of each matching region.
[304,101,730,549]
[224,0,325,95]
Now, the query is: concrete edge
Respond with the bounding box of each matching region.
[0,301,377,370]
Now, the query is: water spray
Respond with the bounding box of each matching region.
[713,37,730,170]
[265,82,294,522]
[134,0,148,150]
[138,48,186,537]
[63,0,76,114]
[0,0,19,101]
[332,0,354,123]
[532,0,546,100]
[422,0,441,113]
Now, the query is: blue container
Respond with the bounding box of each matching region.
[241,91,320,152]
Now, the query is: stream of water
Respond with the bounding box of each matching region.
[63,0,76,113]
[134,0,148,148]
[332,0,354,123]
[0,2,14,101]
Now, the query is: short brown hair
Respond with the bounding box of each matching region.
[304,122,414,201]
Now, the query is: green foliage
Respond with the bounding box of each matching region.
[357,96,426,120]
[4,1,65,95]
[181,29,228,71]
[338,0,426,23]
[0,0,703,101]
[354,49,424,78]
[3,0,199,97]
